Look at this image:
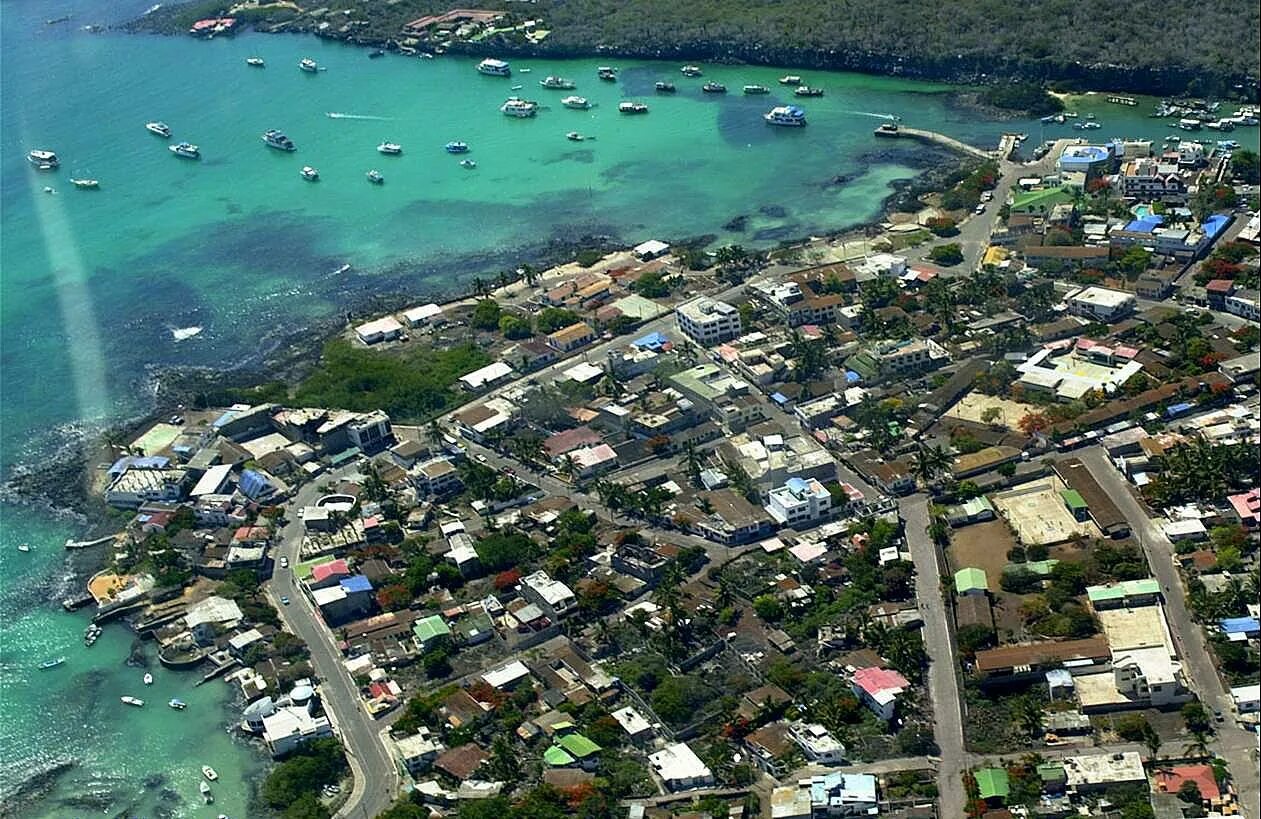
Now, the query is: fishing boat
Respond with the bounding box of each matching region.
[477,58,511,76]
[202,766,219,781]
[84,624,103,646]
[459,159,477,169]
[300,166,320,181]
[299,58,318,72]
[262,129,296,151]
[368,49,385,59]
[567,132,584,141]
[377,141,403,154]
[27,149,59,169]
[540,75,576,90]
[874,122,900,136]
[778,75,802,85]
[121,696,144,707]
[444,141,470,153]
[597,66,617,81]
[702,82,727,94]
[794,86,824,97]
[511,84,523,90]
[561,95,589,109]
[500,98,538,118]
[764,105,807,127]
[742,84,770,95]
[39,658,65,670]
[680,65,702,77]
[71,178,100,189]
[655,81,676,93]
[168,698,187,710]
[17,542,32,552]
[201,781,213,804]
[146,121,172,138]
[246,57,265,67]
[366,169,384,184]
[143,672,154,685]
[618,101,648,114]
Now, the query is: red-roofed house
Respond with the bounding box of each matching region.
[189,17,237,36]
[850,667,909,721]
[233,525,270,545]
[543,426,603,460]
[310,559,351,589]
[1154,764,1221,803]
[1228,488,1260,528]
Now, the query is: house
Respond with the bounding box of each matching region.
[1220,616,1261,641]
[1231,683,1260,713]
[634,239,671,260]
[951,445,1021,479]
[686,489,773,545]
[1057,144,1112,175]
[452,399,517,442]
[975,767,1010,805]
[849,451,914,495]
[850,667,909,721]
[765,477,833,528]
[546,322,596,353]
[787,721,846,765]
[105,464,186,508]
[744,722,796,776]
[1085,579,1161,610]
[520,571,577,617]
[610,705,653,743]
[413,615,453,650]
[675,298,742,346]
[954,567,989,596]
[974,637,1111,683]
[434,743,489,781]
[355,316,404,345]
[947,496,995,527]
[648,743,714,791]
[1061,751,1146,791]
[1118,158,1187,202]
[262,704,333,757]
[402,303,443,326]
[567,444,618,478]
[458,361,515,391]
[1154,764,1222,804]
[394,728,446,777]
[414,457,462,497]
[801,772,878,817]
[1135,268,1177,300]
[1065,286,1136,322]
[1227,489,1260,528]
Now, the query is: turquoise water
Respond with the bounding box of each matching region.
[3,0,1259,814]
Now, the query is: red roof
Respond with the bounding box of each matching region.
[311,559,351,582]
[1228,488,1261,523]
[851,666,909,696]
[1155,764,1220,801]
[1206,278,1236,293]
[543,426,603,458]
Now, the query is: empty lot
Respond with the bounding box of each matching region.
[991,478,1101,546]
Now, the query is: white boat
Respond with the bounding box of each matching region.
[778,75,802,85]
[28,149,59,169]
[71,178,100,189]
[168,698,187,710]
[299,58,318,72]
[202,766,218,781]
[764,105,807,126]
[169,142,200,159]
[477,58,511,76]
[366,169,384,184]
[743,84,770,95]
[143,672,154,685]
[518,67,531,73]
[460,158,476,169]
[17,542,32,552]
[200,781,213,803]
[262,129,296,151]
[618,101,648,114]
[121,696,144,707]
[540,75,576,89]
[377,142,402,154]
[444,141,469,153]
[146,121,171,138]
[171,325,202,341]
[567,131,584,141]
[500,98,538,118]
[301,166,319,181]
[246,57,265,67]
[39,657,65,670]
[680,65,702,77]
[561,95,589,109]
[597,66,617,81]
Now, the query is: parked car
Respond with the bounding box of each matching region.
[279,556,289,569]
[280,596,290,605]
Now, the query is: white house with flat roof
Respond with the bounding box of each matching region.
[648,742,714,791]
[262,704,333,757]
[402,303,442,326]
[765,477,832,528]
[675,298,742,346]
[459,361,515,391]
[634,239,671,260]
[786,721,846,765]
[355,315,404,345]
[520,570,576,616]
[1065,286,1136,322]
[611,705,653,741]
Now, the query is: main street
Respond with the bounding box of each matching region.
[899,494,967,818]
[1075,447,1259,818]
[267,470,401,819]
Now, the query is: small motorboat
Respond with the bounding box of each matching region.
[121,696,145,707]
[681,65,703,77]
[655,81,675,93]
[566,131,584,141]
[459,159,477,169]
[169,698,187,710]
[169,142,200,159]
[368,49,384,59]
[561,95,589,109]
[146,121,172,138]
[143,672,154,685]
[779,75,802,85]
[201,781,213,804]
[794,86,824,97]
[366,169,384,184]
[28,149,59,169]
[43,186,55,194]
[597,66,617,81]
[702,82,727,94]
[444,141,469,153]
[377,141,402,154]
[39,657,65,670]
[743,84,770,95]
[246,56,265,67]
[202,766,218,782]
[70,178,100,189]
[300,166,319,181]
[17,543,31,552]
[618,101,648,114]
[299,58,319,72]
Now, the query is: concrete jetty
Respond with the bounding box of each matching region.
[64,534,116,550]
[874,124,1020,161]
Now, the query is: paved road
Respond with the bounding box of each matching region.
[899,494,967,818]
[1074,447,1258,818]
[268,471,400,819]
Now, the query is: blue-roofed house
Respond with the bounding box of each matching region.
[1220,617,1260,641]
[238,468,276,500]
[803,772,878,815]
[844,370,863,384]
[632,331,670,352]
[312,574,374,623]
[1202,213,1232,242]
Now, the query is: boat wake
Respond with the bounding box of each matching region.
[843,110,900,121]
[325,112,393,121]
[170,325,203,342]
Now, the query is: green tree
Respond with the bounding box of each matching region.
[471,298,502,330]
[929,243,964,266]
[498,314,532,339]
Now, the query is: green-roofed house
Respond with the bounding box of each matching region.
[556,733,602,770]
[412,614,452,650]
[1060,489,1089,521]
[1003,559,1061,578]
[543,745,576,768]
[954,567,989,596]
[975,767,1010,803]
[1010,187,1074,216]
[1037,762,1067,793]
[1085,578,1161,610]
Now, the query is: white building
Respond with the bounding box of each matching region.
[261,704,334,757]
[402,303,443,326]
[611,705,654,741]
[520,570,577,616]
[765,477,833,528]
[675,298,742,346]
[1062,751,1147,791]
[458,360,515,391]
[648,742,714,791]
[634,239,671,260]
[189,463,233,498]
[355,315,404,345]
[786,721,846,765]
[347,410,392,452]
[105,467,186,508]
[1231,683,1260,713]
[394,728,446,776]
[1065,286,1136,322]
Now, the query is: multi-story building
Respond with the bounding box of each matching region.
[1065,286,1136,322]
[520,570,577,617]
[347,410,393,453]
[1117,158,1187,202]
[675,298,742,345]
[765,477,832,528]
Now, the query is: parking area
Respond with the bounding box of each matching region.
[991,479,1101,546]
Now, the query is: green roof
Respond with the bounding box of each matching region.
[1060,489,1088,510]
[543,746,576,767]
[412,615,452,643]
[1037,762,1066,784]
[954,567,989,594]
[1005,559,1060,577]
[1086,578,1160,602]
[975,767,1010,800]
[556,733,602,758]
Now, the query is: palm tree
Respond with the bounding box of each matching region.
[913,443,953,488]
[471,276,488,298]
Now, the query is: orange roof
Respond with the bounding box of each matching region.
[1154,764,1220,801]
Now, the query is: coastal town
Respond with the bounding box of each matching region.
[60,117,1261,819]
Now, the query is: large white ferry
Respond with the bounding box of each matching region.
[764,105,807,126]
[477,58,511,76]
[500,97,538,117]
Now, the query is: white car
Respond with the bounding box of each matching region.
[475,454,488,464]
[974,203,986,214]
[279,556,289,569]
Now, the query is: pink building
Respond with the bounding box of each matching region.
[850,667,909,721]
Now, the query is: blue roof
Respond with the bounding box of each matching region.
[1202,214,1230,239]
[845,370,863,384]
[1124,216,1164,233]
[633,331,668,350]
[770,392,789,405]
[786,477,809,494]
[1220,617,1260,633]
[340,574,373,594]
[1165,402,1194,418]
[212,410,237,428]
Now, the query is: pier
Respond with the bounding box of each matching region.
[65,534,116,550]
[874,124,1019,162]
